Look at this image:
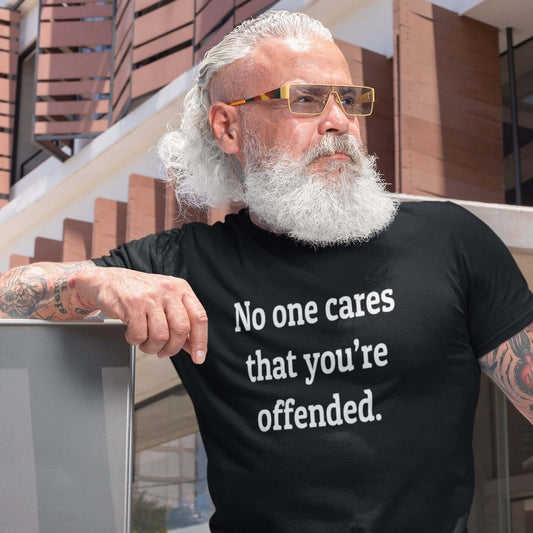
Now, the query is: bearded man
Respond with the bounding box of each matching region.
[1,10,533,533]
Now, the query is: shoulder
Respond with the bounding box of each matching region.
[394,200,489,236]
[153,209,249,255]
[397,199,470,220]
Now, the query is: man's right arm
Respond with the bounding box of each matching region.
[0,261,208,363]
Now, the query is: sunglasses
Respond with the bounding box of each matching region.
[228,84,375,116]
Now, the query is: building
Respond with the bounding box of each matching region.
[0,0,532,530]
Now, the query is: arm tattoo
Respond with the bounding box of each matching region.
[0,262,95,320]
[0,268,48,318]
[479,322,533,419]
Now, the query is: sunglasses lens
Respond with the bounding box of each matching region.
[338,87,373,116]
[289,85,330,114]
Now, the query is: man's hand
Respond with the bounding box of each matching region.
[0,261,207,363]
[76,266,208,362]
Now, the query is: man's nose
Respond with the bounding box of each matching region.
[318,92,358,137]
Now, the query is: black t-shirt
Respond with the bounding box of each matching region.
[94,201,533,533]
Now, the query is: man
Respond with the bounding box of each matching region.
[1,10,533,533]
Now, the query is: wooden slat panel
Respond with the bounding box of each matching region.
[0,8,20,23]
[134,0,189,15]
[35,99,109,115]
[36,79,110,96]
[194,18,232,63]
[92,198,127,257]
[39,20,112,48]
[133,24,193,64]
[62,219,93,261]
[194,0,233,45]
[393,0,503,201]
[34,237,62,262]
[37,52,110,80]
[41,4,113,20]
[0,102,14,114]
[116,0,130,20]
[131,46,192,99]
[402,115,502,169]
[9,255,34,268]
[115,9,133,53]
[112,0,133,123]
[0,7,18,207]
[0,155,10,170]
[113,52,132,106]
[41,0,109,5]
[195,0,210,13]
[0,168,9,195]
[115,27,133,70]
[0,77,15,100]
[0,26,16,39]
[133,0,194,48]
[0,115,13,130]
[234,0,274,26]
[112,83,131,123]
[0,131,11,156]
[34,1,113,150]
[134,0,158,14]
[0,35,18,52]
[0,49,16,73]
[126,174,167,241]
[403,165,503,203]
[34,119,108,135]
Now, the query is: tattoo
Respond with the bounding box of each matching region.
[0,261,95,320]
[479,322,533,420]
[0,267,48,318]
[510,330,533,395]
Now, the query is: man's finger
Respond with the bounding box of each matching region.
[159,300,192,357]
[141,309,170,355]
[182,293,208,364]
[124,309,148,347]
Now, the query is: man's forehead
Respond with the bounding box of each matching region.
[250,37,344,71]
[248,37,350,87]
[210,37,350,102]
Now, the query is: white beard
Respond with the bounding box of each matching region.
[241,134,398,247]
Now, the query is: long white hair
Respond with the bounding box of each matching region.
[157,10,333,208]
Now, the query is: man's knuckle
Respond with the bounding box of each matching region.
[173,324,190,337]
[152,331,169,343]
[127,332,146,345]
[194,311,208,324]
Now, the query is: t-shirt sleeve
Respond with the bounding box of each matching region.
[454,204,533,357]
[92,229,185,275]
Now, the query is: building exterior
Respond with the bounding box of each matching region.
[0,0,532,530]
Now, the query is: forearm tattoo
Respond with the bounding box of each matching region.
[0,262,95,320]
[479,322,533,418]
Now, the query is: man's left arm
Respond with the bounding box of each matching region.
[478,321,533,424]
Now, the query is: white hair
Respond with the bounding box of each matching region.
[158,10,333,208]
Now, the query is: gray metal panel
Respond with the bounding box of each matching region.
[0,320,134,533]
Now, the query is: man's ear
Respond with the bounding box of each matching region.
[209,102,241,154]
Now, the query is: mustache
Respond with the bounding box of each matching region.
[303,135,364,165]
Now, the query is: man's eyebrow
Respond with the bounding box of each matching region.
[295,85,322,94]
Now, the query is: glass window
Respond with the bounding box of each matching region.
[501,37,533,206]
[12,44,49,185]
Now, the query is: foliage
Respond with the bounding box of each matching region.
[131,491,166,533]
